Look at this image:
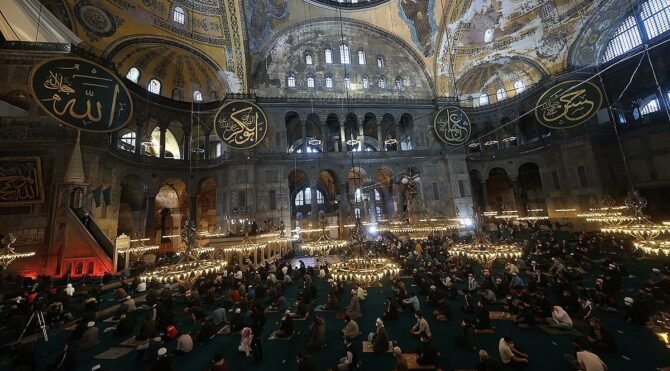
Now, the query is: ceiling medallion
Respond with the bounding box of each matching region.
[74,1,119,41]
[214,100,268,150]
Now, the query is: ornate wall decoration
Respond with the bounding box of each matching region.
[30,57,133,132]
[537,33,567,61]
[0,157,44,206]
[214,100,268,149]
[398,0,437,57]
[245,0,289,54]
[535,80,603,129]
[434,106,471,146]
[74,1,121,41]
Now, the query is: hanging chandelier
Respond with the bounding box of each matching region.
[140,219,227,286]
[516,206,549,227]
[450,209,523,268]
[301,214,348,256]
[578,195,630,227]
[0,234,35,269]
[601,190,670,243]
[329,219,400,286]
[120,238,159,257]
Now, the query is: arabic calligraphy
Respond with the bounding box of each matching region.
[535,80,602,129]
[30,57,133,132]
[214,101,268,150]
[434,107,471,146]
[0,157,44,206]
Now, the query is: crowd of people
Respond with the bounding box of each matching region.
[0,221,668,370]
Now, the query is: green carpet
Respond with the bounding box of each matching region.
[14,251,670,371]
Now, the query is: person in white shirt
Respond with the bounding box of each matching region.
[498,336,529,366]
[176,332,193,353]
[564,340,607,371]
[547,306,573,329]
[65,283,75,296]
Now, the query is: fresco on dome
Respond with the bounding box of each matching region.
[398,0,437,57]
[246,0,290,54]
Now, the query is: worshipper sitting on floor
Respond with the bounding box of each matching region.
[410,311,431,339]
[210,354,230,371]
[434,298,452,321]
[272,310,294,338]
[78,321,99,350]
[103,313,135,336]
[356,285,367,301]
[197,318,217,343]
[585,317,617,353]
[546,305,574,329]
[427,285,440,307]
[337,336,360,371]
[416,332,438,365]
[290,297,308,318]
[239,327,253,357]
[324,292,339,310]
[498,336,529,367]
[462,292,476,314]
[306,315,327,350]
[623,296,648,325]
[175,331,194,354]
[402,292,420,313]
[368,317,390,354]
[212,302,227,326]
[346,289,362,319]
[455,319,477,351]
[342,314,360,339]
[229,308,245,333]
[382,296,399,321]
[269,295,287,312]
[475,301,493,330]
[393,346,409,371]
[476,349,500,371]
[138,336,164,362]
[514,301,536,328]
[150,347,172,371]
[564,338,608,371]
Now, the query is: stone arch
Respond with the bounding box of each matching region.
[197,177,217,231]
[117,174,148,238]
[285,111,302,152]
[486,167,515,212]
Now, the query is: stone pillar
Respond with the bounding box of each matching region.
[182,127,191,161]
[135,123,144,156]
[159,127,166,158]
[301,121,308,152]
[340,125,346,153]
[204,131,211,159]
[321,124,328,153]
[145,193,156,241]
[339,182,350,221]
[377,123,383,151]
[310,181,318,222]
[395,122,402,151]
[481,180,489,209]
[358,121,364,151]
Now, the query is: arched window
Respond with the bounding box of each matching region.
[354,188,362,203]
[172,88,182,100]
[344,76,351,89]
[173,6,185,24]
[374,189,381,201]
[479,93,489,106]
[294,188,325,206]
[376,206,383,220]
[513,80,526,94]
[287,75,296,88]
[395,78,402,89]
[193,90,203,101]
[214,142,223,158]
[496,88,508,101]
[641,0,670,40]
[126,67,140,83]
[325,76,333,88]
[317,191,324,204]
[306,54,313,65]
[148,79,161,94]
[354,208,361,219]
[87,261,94,274]
[358,50,366,65]
[325,48,333,64]
[603,16,642,62]
[75,262,83,275]
[362,75,369,89]
[340,44,350,64]
[307,76,315,88]
[641,98,660,115]
[378,76,386,88]
[484,28,494,43]
[377,56,384,68]
[119,131,135,151]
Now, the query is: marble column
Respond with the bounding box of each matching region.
[182,127,191,161]
[159,127,166,158]
[134,123,144,155]
[377,123,383,151]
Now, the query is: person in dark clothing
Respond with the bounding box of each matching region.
[476,349,500,371]
[297,352,317,371]
[475,301,492,330]
[197,319,216,343]
[382,296,399,321]
[116,313,136,336]
[455,319,477,351]
[150,348,172,371]
[623,297,648,325]
[416,333,438,365]
[229,308,244,333]
[275,310,294,338]
[586,317,617,353]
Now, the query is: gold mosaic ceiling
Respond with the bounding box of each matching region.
[42,0,633,100]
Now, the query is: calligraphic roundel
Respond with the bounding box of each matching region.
[214,100,268,150]
[30,57,133,132]
[535,80,603,130]
[433,106,471,146]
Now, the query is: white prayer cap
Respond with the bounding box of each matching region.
[235,308,241,314]
[157,347,167,356]
[91,365,101,371]
[87,321,95,327]
[376,318,383,325]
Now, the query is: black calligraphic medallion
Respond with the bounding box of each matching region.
[434,106,471,146]
[535,80,602,129]
[30,57,133,132]
[0,157,44,206]
[214,100,268,150]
